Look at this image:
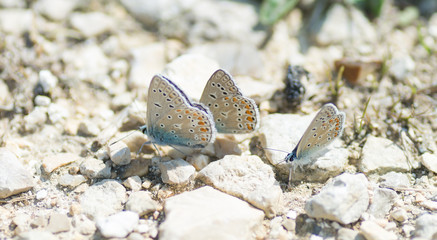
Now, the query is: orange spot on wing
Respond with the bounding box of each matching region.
[198,121,205,125]
[201,137,206,141]
[245,105,250,109]
[200,128,208,132]
[246,116,254,122]
[176,109,182,112]
[246,124,253,130]
[185,110,190,114]
[224,97,229,100]
[245,110,252,115]
[232,97,238,102]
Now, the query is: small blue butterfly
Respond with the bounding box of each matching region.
[285,103,345,182]
[200,69,259,134]
[140,75,216,148]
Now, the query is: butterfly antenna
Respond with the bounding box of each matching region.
[109,130,138,146]
[256,144,289,154]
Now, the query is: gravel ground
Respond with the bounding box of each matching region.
[0,0,437,239]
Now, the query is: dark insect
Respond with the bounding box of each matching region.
[283,65,308,109]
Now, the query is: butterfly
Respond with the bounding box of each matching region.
[140,74,216,148]
[200,69,259,134]
[284,103,345,182]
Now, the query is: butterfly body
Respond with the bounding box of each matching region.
[285,103,345,163]
[200,69,259,134]
[142,75,216,148]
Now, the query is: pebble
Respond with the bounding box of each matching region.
[125,191,158,216]
[47,102,70,124]
[158,159,196,185]
[35,189,48,200]
[259,113,348,182]
[420,152,437,174]
[161,54,219,100]
[337,228,363,240]
[72,214,96,235]
[313,4,376,45]
[79,157,111,179]
[389,54,415,80]
[198,155,282,217]
[128,43,167,89]
[419,200,437,211]
[38,70,58,94]
[109,141,131,166]
[360,220,396,240]
[58,173,87,188]
[213,137,242,159]
[78,120,101,137]
[34,95,51,106]
[0,9,32,35]
[70,12,114,37]
[80,179,126,219]
[24,107,47,132]
[96,211,139,238]
[117,158,151,179]
[42,153,80,173]
[46,213,70,233]
[16,230,56,240]
[0,0,25,8]
[367,188,398,218]
[390,208,408,222]
[186,153,210,171]
[159,186,264,240]
[34,0,80,21]
[0,148,34,198]
[379,171,411,189]
[360,136,411,173]
[122,176,142,191]
[305,173,369,224]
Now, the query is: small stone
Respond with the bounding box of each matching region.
[70,12,114,37]
[69,203,82,216]
[38,70,58,94]
[58,173,87,188]
[118,158,151,179]
[0,148,34,198]
[337,228,363,240]
[213,137,242,159]
[141,179,152,189]
[282,218,295,231]
[80,180,126,219]
[419,200,437,211]
[305,173,369,224]
[24,107,47,132]
[390,208,408,222]
[286,210,297,220]
[34,95,51,106]
[421,152,437,174]
[34,0,80,21]
[109,141,131,166]
[35,189,48,200]
[198,155,282,217]
[123,176,142,191]
[16,230,56,240]
[78,120,101,136]
[159,159,196,185]
[30,215,47,228]
[367,188,398,218]
[389,54,415,80]
[379,171,411,189]
[159,186,264,239]
[360,220,397,240]
[42,153,79,173]
[186,154,210,171]
[125,191,158,216]
[79,157,111,179]
[46,213,70,233]
[72,214,96,235]
[0,9,32,34]
[360,136,411,173]
[96,211,139,238]
[47,102,70,124]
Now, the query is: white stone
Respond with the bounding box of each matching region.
[128,43,167,89]
[34,0,80,21]
[0,148,34,198]
[125,191,158,216]
[80,180,126,219]
[389,54,415,80]
[96,211,139,238]
[421,152,437,174]
[367,188,398,219]
[16,230,56,240]
[159,186,264,240]
[337,228,361,240]
[38,70,58,94]
[379,171,411,189]
[0,9,32,35]
[70,12,114,37]
[79,158,111,179]
[159,159,196,185]
[186,154,210,171]
[42,153,79,173]
[35,189,48,200]
[390,208,408,222]
[259,113,348,182]
[414,214,437,239]
[198,155,282,217]
[24,107,47,132]
[305,173,369,224]
[360,220,397,240]
[109,141,131,166]
[46,213,70,233]
[162,54,220,100]
[34,95,51,106]
[122,176,142,191]
[360,136,410,173]
[58,173,86,188]
[47,102,70,124]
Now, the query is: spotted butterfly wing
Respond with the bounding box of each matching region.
[200,69,259,134]
[285,103,345,162]
[143,75,216,148]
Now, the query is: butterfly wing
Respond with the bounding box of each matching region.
[146,75,216,148]
[295,103,345,159]
[200,69,259,134]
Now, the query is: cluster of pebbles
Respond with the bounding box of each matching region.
[0,0,437,239]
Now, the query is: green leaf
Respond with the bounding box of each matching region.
[260,0,299,25]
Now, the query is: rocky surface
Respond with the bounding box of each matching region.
[0,0,436,239]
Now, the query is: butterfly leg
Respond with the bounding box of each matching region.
[169,144,188,156]
[137,141,162,157]
[288,166,293,189]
